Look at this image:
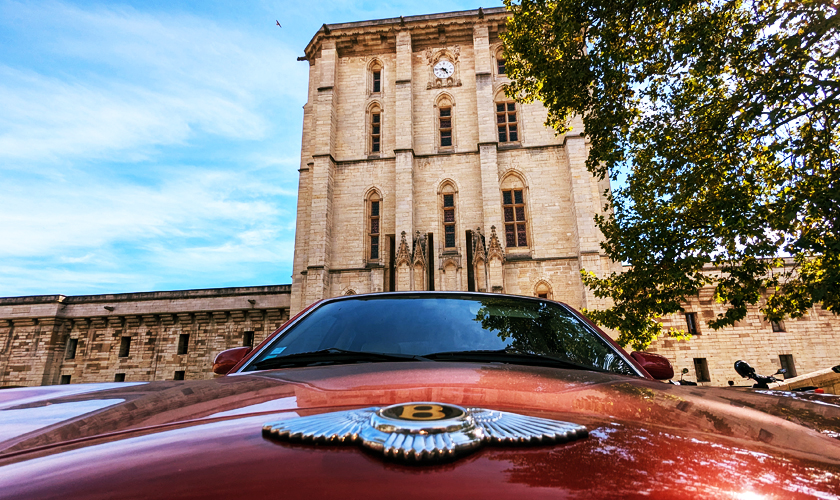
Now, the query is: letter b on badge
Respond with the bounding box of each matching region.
[398,404,446,420]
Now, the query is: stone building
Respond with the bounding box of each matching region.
[0,287,290,387]
[1,7,838,389]
[289,7,840,388]
[291,7,616,315]
[646,275,840,388]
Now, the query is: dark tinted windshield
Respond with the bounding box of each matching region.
[243,295,636,375]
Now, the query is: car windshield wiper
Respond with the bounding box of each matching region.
[422,349,606,372]
[251,348,430,370]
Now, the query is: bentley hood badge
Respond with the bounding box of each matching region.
[263,402,588,463]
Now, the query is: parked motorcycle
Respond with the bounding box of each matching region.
[665,368,698,386]
[734,360,786,389]
[677,367,698,386]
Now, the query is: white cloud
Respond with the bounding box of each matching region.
[0,1,306,295]
[0,167,291,257]
[0,0,307,163]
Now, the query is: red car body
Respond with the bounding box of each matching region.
[1,293,839,499]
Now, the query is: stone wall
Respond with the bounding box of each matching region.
[646,277,840,388]
[0,286,290,387]
[770,367,840,394]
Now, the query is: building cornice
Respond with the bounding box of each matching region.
[0,285,291,306]
[302,7,509,61]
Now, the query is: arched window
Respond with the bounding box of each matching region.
[495,48,506,76]
[501,175,528,248]
[440,183,457,249]
[369,60,382,94]
[496,99,518,143]
[436,94,454,150]
[368,192,381,260]
[535,281,552,300]
[368,103,382,155]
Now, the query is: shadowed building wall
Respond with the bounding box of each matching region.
[0,286,290,387]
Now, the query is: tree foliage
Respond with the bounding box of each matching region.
[502,0,840,349]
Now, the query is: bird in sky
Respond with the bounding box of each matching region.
[276,20,282,27]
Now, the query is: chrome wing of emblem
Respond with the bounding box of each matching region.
[263,402,587,463]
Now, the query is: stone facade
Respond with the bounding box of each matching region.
[0,286,290,387]
[646,279,840,388]
[291,8,617,315]
[290,8,840,388]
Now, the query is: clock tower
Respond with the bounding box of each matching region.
[290,8,617,316]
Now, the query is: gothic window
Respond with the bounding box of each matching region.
[369,103,382,155]
[439,106,452,147]
[496,101,519,143]
[502,188,528,247]
[369,60,383,94]
[373,70,381,93]
[368,192,381,260]
[435,94,454,150]
[441,185,457,249]
[535,281,552,300]
[495,48,506,75]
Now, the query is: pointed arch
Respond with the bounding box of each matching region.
[500,172,530,249]
[500,170,527,190]
[365,187,383,262]
[437,180,459,250]
[435,91,456,108]
[494,87,520,144]
[436,177,460,195]
[366,100,383,156]
[368,58,384,95]
[440,257,460,292]
[534,280,553,300]
[493,45,507,77]
[434,92,456,151]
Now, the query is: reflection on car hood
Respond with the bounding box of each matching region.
[1,363,839,498]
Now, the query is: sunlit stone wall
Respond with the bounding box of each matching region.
[0,286,290,387]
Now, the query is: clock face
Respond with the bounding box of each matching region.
[433,60,455,79]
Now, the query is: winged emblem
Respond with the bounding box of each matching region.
[263,402,587,463]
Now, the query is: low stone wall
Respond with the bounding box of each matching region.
[769,366,840,395]
[0,286,291,387]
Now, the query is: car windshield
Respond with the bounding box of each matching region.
[242,294,637,375]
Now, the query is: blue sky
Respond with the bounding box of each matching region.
[0,0,499,297]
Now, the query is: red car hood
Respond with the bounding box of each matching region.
[1,363,839,499]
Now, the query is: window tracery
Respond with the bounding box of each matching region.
[495,47,506,76]
[500,175,529,249]
[496,100,519,143]
[440,183,457,249]
[367,191,382,261]
[435,94,455,150]
[367,102,382,155]
[368,59,383,95]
